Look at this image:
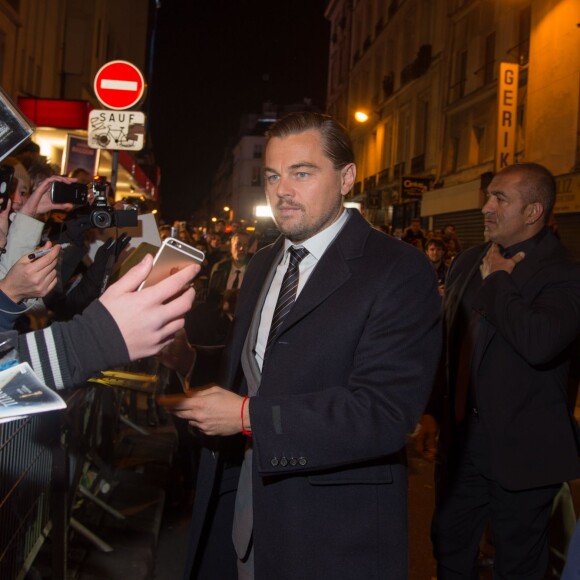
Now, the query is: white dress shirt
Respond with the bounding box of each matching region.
[254,209,350,370]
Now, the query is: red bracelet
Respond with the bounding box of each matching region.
[241,396,252,436]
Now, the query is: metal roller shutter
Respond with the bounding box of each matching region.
[433,210,485,251]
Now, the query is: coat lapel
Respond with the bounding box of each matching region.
[273,210,369,341]
[222,237,284,390]
[445,245,489,350]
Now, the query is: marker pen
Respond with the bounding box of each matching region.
[28,243,70,261]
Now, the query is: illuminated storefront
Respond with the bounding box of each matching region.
[17,97,157,204]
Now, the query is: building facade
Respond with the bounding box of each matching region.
[0,0,155,200]
[325,0,580,254]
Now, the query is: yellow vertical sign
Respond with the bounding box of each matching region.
[496,62,519,172]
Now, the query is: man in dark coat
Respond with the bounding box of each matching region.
[208,231,252,295]
[166,112,441,580]
[415,162,580,578]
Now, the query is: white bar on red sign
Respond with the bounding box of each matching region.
[100,80,138,91]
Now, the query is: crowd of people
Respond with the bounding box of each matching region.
[0,147,196,413]
[1,111,579,580]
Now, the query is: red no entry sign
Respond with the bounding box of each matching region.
[94,60,145,110]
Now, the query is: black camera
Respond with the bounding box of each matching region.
[89,176,138,229]
[63,176,138,229]
[89,176,115,228]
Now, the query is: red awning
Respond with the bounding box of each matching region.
[18,97,93,129]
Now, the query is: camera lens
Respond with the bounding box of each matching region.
[91,209,113,229]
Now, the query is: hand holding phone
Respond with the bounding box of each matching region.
[138,237,205,290]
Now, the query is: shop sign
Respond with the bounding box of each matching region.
[496,62,519,171]
[401,176,430,200]
[554,173,580,214]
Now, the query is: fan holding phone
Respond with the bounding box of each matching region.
[138,237,205,291]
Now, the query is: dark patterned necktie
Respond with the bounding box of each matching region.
[266,246,309,350]
[231,269,241,289]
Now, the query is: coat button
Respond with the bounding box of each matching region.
[298,457,307,466]
[289,457,297,466]
[280,457,288,467]
[271,458,279,467]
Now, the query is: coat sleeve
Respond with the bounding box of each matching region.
[18,299,130,390]
[474,264,580,366]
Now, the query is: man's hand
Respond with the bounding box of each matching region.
[20,176,76,218]
[411,414,439,462]
[480,243,525,279]
[158,386,247,436]
[0,242,60,302]
[99,253,198,360]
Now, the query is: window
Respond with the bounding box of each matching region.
[456,50,468,98]
[414,98,429,158]
[449,15,468,102]
[483,32,495,85]
[382,119,393,170]
[396,108,411,168]
[518,6,531,65]
[251,166,261,186]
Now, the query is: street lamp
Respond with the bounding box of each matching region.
[354,110,370,123]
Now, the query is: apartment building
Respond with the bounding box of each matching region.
[0,0,155,199]
[325,0,580,253]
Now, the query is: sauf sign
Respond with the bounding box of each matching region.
[88,109,145,151]
[89,60,146,152]
[496,62,519,171]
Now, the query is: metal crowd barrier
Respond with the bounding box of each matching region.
[0,414,58,579]
[0,366,160,579]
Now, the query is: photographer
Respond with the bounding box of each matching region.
[46,177,137,317]
[0,171,76,281]
[1,173,134,321]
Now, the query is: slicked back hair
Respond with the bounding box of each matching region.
[265,112,355,171]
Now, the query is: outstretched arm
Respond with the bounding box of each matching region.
[19,254,199,389]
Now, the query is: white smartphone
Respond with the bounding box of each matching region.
[138,237,205,290]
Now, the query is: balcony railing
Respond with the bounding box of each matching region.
[400,44,432,87]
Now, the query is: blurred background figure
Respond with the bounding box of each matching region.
[208,231,252,296]
[3,156,31,212]
[442,223,462,261]
[424,238,448,297]
[68,167,92,185]
[402,217,427,250]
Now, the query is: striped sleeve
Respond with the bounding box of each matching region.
[19,300,130,390]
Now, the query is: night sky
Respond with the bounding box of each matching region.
[149,0,330,223]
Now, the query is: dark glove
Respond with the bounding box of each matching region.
[85,233,132,288]
[62,234,132,315]
[58,214,92,247]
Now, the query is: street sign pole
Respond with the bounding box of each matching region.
[111,150,119,192]
[90,60,147,193]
